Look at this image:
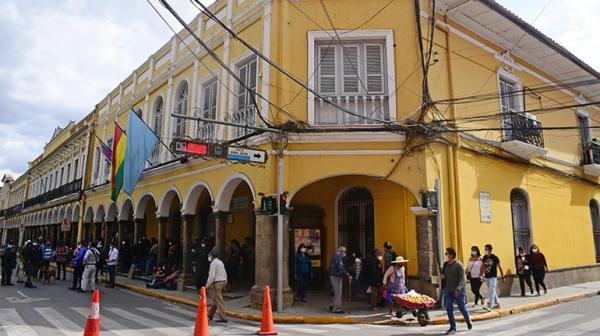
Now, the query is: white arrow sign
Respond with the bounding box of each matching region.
[5,291,50,304]
[226,146,267,164]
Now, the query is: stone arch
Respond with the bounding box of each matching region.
[135,192,158,219]
[182,181,214,215]
[95,204,106,223]
[119,199,134,221]
[107,203,118,222]
[216,173,256,212]
[72,204,81,223]
[84,206,94,224]
[158,187,182,217]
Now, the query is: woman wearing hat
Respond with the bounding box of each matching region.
[383,256,408,316]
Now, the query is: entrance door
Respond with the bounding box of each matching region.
[510,189,532,253]
[590,200,600,263]
[338,187,374,257]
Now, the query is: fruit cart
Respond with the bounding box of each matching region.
[392,291,436,326]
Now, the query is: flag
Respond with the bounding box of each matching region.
[94,134,113,162]
[111,123,126,202]
[123,110,159,196]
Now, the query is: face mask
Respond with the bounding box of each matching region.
[471,251,477,256]
[532,249,538,253]
[201,244,206,248]
[300,248,306,253]
[342,253,347,258]
[485,250,491,255]
[377,256,383,261]
[208,256,213,262]
[444,255,449,262]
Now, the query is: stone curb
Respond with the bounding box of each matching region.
[115,281,600,325]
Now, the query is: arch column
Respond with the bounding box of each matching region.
[134,218,145,243]
[213,211,228,259]
[157,217,168,265]
[250,211,293,309]
[177,214,195,290]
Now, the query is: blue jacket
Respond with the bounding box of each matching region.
[74,247,88,264]
[294,253,311,275]
[42,247,53,261]
[329,252,348,277]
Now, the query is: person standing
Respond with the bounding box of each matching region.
[80,242,99,293]
[41,241,53,274]
[294,244,312,302]
[528,244,548,296]
[515,246,534,296]
[146,238,158,276]
[1,240,17,286]
[106,241,119,288]
[382,241,397,272]
[383,256,409,315]
[190,239,202,289]
[206,249,228,323]
[227,239,241,286]
[54,242,68,281]
[70,241,87,290]
[22,241,37,288]
[466,246,485,306]
[443,247,472,335]
[329,246,351,314]
[481,244,504,309]
[365,250,384,310]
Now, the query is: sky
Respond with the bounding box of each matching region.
[0,0,599,184]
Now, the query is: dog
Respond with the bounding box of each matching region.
[42,262,57,284]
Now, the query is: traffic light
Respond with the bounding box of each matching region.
[279,192,288,214]
[261,196,277,214]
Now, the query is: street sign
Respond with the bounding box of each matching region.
[172,139,210,157]
[226,146,267,164]
[61,218,71,232]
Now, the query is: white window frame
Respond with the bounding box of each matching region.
[172,79,190,138]
[230,53,258,139]
[199,76,218,140]
[307,30,397,125]
[497,70,523,115]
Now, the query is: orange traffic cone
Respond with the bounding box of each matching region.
[193,287,208,336]
[83,288,100,336]
[257,285,277,335]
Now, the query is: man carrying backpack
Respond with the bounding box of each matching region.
[80,241,100,293]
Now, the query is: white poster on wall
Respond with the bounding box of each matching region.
[479,192,492,223]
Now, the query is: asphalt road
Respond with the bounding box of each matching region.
[1,276,600,335]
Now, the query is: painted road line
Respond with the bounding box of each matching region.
[33,307,82,336]
[544,316,600,336]
[485,314,580,336]
[0,308,39,336]
[72,307,146,336]
[106,308,188,336]
[164,306,197,319]
[278,326,323,334]
[137,307,193,326]
[465,311,549,331]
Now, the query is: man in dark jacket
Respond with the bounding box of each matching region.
[22,240,37,288]
[365,249,384,310]
[1,240,17,286]
[328,246,350,314]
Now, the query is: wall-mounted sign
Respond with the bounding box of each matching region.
[479,192,492,223]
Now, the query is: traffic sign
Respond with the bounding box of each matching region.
[172,139,210,157]
[226,146,267,164]
[61,218,71,232]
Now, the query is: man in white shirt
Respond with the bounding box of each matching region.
[206,249,227,323]
[106,242,119,288]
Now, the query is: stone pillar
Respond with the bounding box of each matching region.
[134,218,145,243]
[250,212,294,310]
[411,214,437,298]
[213,211,228,258]
[177,214,195,290]
[157,217,168,265]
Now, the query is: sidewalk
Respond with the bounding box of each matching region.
[110,275,600,325]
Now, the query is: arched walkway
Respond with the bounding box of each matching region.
[158,188,183,272]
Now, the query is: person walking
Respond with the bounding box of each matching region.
[294,244,312,302]
[382,241,397,272]
[146,239,158,276]
[16,244,26,284]
[528,244,548,296]
[70,242,87,290]
[365,250,384,310]
[481,244,504,309]
[106,241,119,288]
[328,246,351,314]
[206,249,228,323]
[466,246,485,306]
[54,242,68,281]
[383,256,409,315]
[515,246,534,296]
[443,247,472,335]
[22,241,37,288]
[1,240,17,286]
[80,242,100,293]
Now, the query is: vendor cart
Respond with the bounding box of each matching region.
[392,292,436,326]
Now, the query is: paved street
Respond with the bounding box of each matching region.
[1,277,600,335]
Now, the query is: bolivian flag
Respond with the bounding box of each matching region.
[111,123,126,201]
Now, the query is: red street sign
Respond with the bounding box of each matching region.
[172,139,210,157]
[61,218,71,232]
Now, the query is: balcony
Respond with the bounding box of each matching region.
[315,95,389,126]
[499,112,547,160]
[24,178,82,209]
[582,141,600,176]
[231,106,257,138]
[5,204,22,217]
[197,123,216,141]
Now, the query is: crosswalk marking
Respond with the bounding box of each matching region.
[72,307,147,336]
[278,325,323,334]
[137,307,193,326]
[33,307,81,336]
[484,314,580,336]
[105,308,188,336]
[164,306,197,319]
[544,317,600,336]
[0,308,38,336]
[468,311,549,331]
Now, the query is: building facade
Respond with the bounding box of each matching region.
[4,0,600,308]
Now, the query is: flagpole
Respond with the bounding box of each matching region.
[129,108,178,159]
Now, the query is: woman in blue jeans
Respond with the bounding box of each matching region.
[294,244,311,302]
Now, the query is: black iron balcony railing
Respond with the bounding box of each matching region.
[5,204,22,217]
[501,112,544,148]
[24,178,82,209]
[0,209,5,217]
[582,141,600,165]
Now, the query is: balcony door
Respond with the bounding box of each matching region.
[338,187,374,257]
[510,189,532,253]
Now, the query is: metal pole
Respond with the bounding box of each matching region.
[434,179,443,269]
[276,150,284,313]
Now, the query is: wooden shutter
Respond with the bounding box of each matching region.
[342,45,360,94]
[365,44,384,94]
[318,45,336,94]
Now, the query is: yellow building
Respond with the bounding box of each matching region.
[5,0,600,309]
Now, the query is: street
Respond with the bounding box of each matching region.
[1,279,600,336]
